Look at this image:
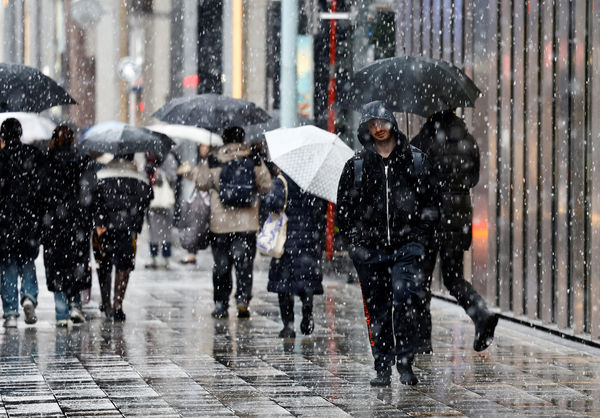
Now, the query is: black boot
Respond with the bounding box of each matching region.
[474,313,499,352]
[370,367,392,387]
[397,359,418,385]
[278,324,296,338]
[300,293,314,335]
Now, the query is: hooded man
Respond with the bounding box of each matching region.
[0,118,44,327]
[337,101,439,386]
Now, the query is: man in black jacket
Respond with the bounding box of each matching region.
[0,118,43,327]
[337,101,439,386]
[411,110,499,353]
[93,153,153,321]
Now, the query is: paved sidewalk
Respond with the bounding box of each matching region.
[0,246,599,417]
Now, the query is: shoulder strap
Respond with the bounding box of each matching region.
[410,146,426,177]
[278,174,289,211]
[353,152,363,190]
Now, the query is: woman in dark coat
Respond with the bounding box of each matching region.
[41,125,96,325]
[263,171,328,338]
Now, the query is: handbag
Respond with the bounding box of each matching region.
[257,175,288,258]
[150,172,176,209]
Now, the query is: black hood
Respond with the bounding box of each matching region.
[357,101,409,153]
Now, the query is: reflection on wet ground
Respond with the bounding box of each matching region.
[1,249,600,416]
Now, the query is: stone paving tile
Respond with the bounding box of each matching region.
[2,245,600,416]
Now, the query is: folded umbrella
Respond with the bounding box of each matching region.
[0,63,77,113]
[336,56,480,117]
[78,121,174,157]
[0,112,56,143]
[152,94,270,132]
[265,125,354,204]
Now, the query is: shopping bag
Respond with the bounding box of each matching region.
[257,212,288,258]
[179,189,211,251]
[257,174,289,258]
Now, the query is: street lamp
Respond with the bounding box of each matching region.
[118,57,142,126]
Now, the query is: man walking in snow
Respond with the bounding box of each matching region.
[337,101,439,386]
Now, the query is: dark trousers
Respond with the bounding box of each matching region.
[211,232,256,308]
[278,290,313,326]
[352,242,427,372]
[421,244,490,344]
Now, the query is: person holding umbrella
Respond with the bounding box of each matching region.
[40,125,96,326]
[262,168,328,338]
[411,109,499,353]
[336,101,439,386]
[0,118,44,327]
[188,126,272,319]
[93,153,153,321]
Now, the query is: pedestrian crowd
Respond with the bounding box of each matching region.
[0,99,499,387]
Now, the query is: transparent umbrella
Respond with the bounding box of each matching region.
[146,124,223,146]
[0,112,56,143]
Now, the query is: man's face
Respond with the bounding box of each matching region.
[367,119,392,142]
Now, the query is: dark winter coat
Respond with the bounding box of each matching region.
[411,111,479,250]
[93,159,153,235]
[0,142,44,262]
[263,173,328,295]
[41,149,96,294]
[336,101,439,258]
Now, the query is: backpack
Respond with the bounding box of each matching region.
[218,157,256,207]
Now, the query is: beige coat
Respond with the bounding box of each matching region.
[193,143,272,234]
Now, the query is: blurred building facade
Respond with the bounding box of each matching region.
[2,0,600,344]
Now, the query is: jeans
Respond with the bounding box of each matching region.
[150,242,172,258]
[211,232,256,307]
[53,291,82,320]
[352,242,427,372]
[0,258,39,318]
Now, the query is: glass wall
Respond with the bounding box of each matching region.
[396,0,600,340]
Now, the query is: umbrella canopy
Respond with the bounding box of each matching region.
[78,121,174,157]
[146,124,223,146]
[336,56,480,117]
[0,112,56,144]
[244,110,313,143]
[265,125,354,204]
[152,94,270,132]
[0,63,77,113]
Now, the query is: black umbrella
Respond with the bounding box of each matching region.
[0,63,77,112]
[336,56,480,117]
[78,121,174,157]
[244,110,313,143]
[152,94,271,132]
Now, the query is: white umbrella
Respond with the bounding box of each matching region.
[146,124,223,146]
[265,125,354,204]
[0,112,56,143]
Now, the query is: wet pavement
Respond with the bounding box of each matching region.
[1,241,600,417]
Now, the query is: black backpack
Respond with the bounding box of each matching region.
[218,157,256,207]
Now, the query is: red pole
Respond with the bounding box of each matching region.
[325,0,337,261]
